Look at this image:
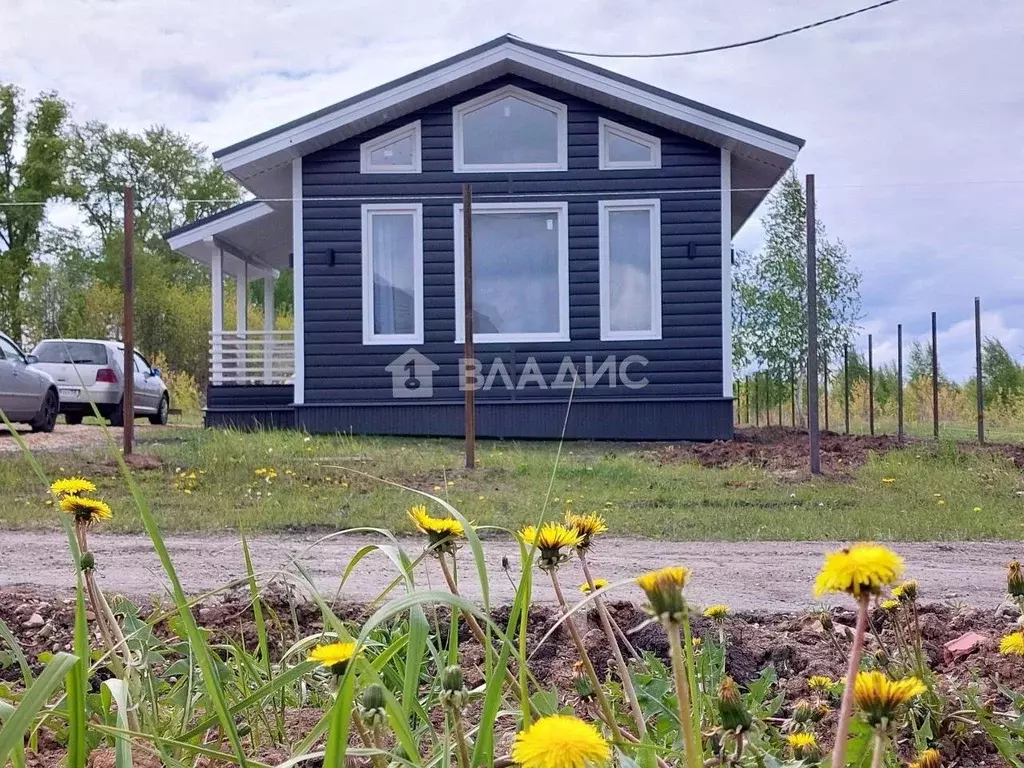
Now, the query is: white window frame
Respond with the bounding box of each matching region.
[598,118,661,171]
[452,85,568,173]
[453,201,570,343]
[598,198,662,341]
[361,203,424,345]
[359,121,422,174]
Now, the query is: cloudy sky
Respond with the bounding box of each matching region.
[4,0,1022,380]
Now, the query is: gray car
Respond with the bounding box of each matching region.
[0,331,59,432]
[31,339,170,426]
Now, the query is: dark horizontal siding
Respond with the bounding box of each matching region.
[302,73,724,412]
[205,385,295,429]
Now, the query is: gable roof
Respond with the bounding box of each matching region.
[214,35,805,233]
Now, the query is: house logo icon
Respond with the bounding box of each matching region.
[386,349,439,398]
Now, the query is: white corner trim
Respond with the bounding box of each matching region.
[598,118,661,171]
[452,84,568,172]
[217,41,800,174]
[359,120,422,174]
[360,203,425,345]
[453,200,570,344]
[291,158,305,405]
[166,202,275,250]
[598,199,662,341]
[720,148,733,398]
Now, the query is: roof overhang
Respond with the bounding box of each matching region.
[213,36,804,235]
[165,200,291,277]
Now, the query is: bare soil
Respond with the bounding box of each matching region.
[652,426,1024,476]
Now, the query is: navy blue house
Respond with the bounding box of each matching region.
[166,36,803,440]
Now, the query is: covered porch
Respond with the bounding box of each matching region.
[166,200,298,425]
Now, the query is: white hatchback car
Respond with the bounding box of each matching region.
[31,339,170,426]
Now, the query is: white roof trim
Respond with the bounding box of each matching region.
[217,41,800,173]
[166,202,275,250]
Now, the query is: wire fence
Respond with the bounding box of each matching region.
[732,297,1024,445]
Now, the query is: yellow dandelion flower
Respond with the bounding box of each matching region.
[59,496,113,524]
[308,641,360,675]
[703,604,729,622]
[521,523,581,569]
[409,505,465,552]
[853,670,926,726]
[881,478,896,485]
[973,506,982,512]
[807,675,833,692]
[999,631,1024,656]
[564,511,608,550]
[511,714,610,768]
[786,732,819,759]
[636,565,691,621]
[580,578,609,594]
[50,477,96,498]
[937,499,946,506]
[814,543,904,599]
[880,599,900,612]
[909,748,942,768]
[892,580,919,603]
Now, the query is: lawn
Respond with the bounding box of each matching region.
[0,425,1022,540]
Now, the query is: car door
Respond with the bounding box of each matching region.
[0,335,37,418]
[133,352,157,413]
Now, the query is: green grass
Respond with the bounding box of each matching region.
[0,426,1022,540]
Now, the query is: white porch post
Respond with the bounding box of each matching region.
[292,157,305,405]
[211,244,224,385]
[263,276,275,383]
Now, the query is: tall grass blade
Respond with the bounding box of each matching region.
[0,702,24,768]
[0,652,78,766]
[102,679,135,768]
[0,620,32,685]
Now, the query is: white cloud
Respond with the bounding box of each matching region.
[3,0,1023,380]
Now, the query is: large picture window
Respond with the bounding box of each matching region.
[598,199,662,340]
[453,86,567,172]
[361,204,423,345]
[454,202,569,343]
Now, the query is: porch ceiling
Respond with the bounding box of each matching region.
[165,200,291,277]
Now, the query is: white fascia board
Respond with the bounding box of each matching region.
[217,42,800,174]
[166,202,275,250]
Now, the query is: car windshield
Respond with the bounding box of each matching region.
[33,341,109,365]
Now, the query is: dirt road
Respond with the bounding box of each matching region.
[1,532,1018,611]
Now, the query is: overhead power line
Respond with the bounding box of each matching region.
[528,0,908,59]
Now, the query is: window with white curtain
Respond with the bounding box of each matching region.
[453,86,567,172]
[454,202,569,343]
[598,118,661,170]
[361,204,423,344]
[599,199,662,340]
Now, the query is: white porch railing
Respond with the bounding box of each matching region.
[210,330,294,385]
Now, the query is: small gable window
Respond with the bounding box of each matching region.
[360,121,422,174]
[598,118,661,170]
[453,85,567,172]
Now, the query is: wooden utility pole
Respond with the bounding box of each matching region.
[843,344,850,435]
[462,184,476,469]
[805,174,820,474]
[931,311,940,439]
[975,297,984,444]
[123,186,135,456]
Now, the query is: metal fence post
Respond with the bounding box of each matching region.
[897,323,904,445]
[745,375,750,425]
[975,297,985,444]
[754,372,760,427]
[790,365,796,427]
[777,372,783,426]
[806,174,821,474]
[843,343,851,435]
[868,334,875,437]
[462,184,476,469]
[823,354,830,432]
[931,311,940,439]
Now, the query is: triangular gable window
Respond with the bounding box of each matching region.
[360,121,422,174]
[599,118,661,170]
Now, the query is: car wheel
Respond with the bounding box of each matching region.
[30,389,59,433]
[65,412,84,425]
[108,400,124,427]
[149,394,169,425]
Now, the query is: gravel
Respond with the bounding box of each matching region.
[1,532,1018,612]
